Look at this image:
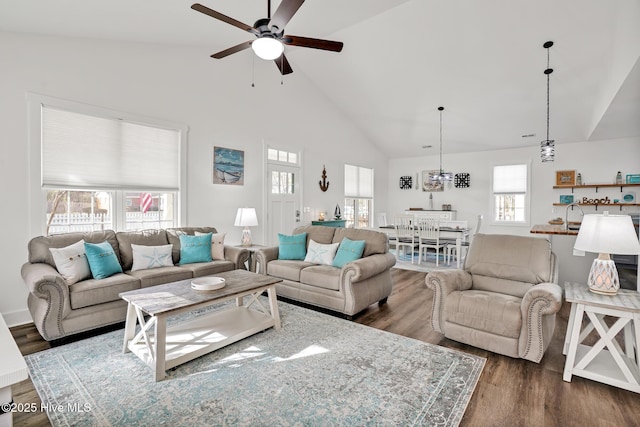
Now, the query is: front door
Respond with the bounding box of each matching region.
[266,163,301,245]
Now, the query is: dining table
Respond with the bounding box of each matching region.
[374,224,471,268]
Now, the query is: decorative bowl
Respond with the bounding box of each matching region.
[191,277,225,291]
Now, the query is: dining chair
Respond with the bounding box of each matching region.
[394,214,417,263]
[446,214,483,266]
[417,217,445,266]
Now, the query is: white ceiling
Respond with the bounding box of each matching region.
[2,0,639,158]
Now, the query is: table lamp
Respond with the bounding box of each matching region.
[573,212,640,295]
[234,207,258,246]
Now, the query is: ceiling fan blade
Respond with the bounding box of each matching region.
[274,54,293,75]
[269,0,304,32]
[283,35,343,52]
[191,3,258,35]
[211,41,253,59]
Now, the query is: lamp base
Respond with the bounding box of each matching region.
[240,227,252,247]
[587,256,619,295]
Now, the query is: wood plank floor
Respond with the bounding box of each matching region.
[9,268,640,426]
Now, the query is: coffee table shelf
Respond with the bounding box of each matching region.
[128,306,276,372]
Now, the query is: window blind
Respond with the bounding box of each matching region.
[345,164,374,198]
[493,164,527,193]
[42,106,180,190]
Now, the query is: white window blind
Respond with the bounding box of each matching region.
[345,164,373,198]
[42,106,180,190]
[493,164,527,193]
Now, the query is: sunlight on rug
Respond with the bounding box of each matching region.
[26,301,485,426]
[392,249,458,273]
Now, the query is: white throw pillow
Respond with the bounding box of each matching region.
[304,239,340,265]
[131,244,174,271]
[195,231,226,260]
[49,240,91,285]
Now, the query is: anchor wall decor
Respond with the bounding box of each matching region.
[319,165,330,192]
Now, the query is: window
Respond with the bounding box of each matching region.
[268,148,297,165]
[30,94,186,235]
[492,164,529,224]
[344,164,374,228]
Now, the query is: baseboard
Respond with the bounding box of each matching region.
[1,309,34,328]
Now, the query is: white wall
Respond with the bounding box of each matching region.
[0,32,389,325]
[387,138,640,285]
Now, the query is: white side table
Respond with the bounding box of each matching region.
[236,244,265,272]
[0,315,29,426]
[563,282,640,393]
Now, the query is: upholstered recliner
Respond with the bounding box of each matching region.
[425,233,562,363]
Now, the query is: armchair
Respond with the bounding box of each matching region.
[426,233,562,362]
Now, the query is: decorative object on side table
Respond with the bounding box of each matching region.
[319,165,329,192]
[399,176,412,189]
[235,207,259,246]
[573,212,640,295]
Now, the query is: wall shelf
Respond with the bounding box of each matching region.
[553,183,640,193]
[553,203,640,211]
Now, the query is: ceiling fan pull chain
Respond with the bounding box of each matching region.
[281,55,284,85]
[251,53,255,87]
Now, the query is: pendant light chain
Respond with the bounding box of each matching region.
[546,46,550,144]
[439,107,443,174]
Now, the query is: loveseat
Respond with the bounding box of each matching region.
[426,233,562,363]
[254,225,396,319]
[21,227,249,341]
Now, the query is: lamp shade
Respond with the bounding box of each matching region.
[574,213,640,255]
[234,208,259,227]
[251,37,284,60]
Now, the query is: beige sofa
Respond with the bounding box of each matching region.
[254,225,396,319]
[426,233,562,363]
[21,227,249,341]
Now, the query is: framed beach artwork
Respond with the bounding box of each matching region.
[422,170,444,192]
[213,146,244,185]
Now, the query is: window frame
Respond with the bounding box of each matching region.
[490,162,531,227]
[28,93,188,236]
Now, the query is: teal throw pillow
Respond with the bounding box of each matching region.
[84,241,123,279]
[278,232,308,260]
[332,237,366,268]
[179,233,213,265]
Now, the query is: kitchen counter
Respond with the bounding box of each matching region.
[530,224,579,236]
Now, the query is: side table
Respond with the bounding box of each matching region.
[236,244,265,272]
[563,282,640,393]
[0,315,29,426]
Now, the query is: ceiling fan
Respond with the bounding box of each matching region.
[191,0,344,75]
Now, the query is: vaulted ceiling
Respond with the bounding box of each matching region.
[2,0,638,158]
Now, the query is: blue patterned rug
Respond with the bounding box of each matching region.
[26,300,485,426]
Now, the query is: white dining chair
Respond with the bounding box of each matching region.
[417,217,445,266]
[446,214,483,267]
[394,214,417,263]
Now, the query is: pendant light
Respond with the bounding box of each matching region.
[541,41,555,162]
[433,106,453,181]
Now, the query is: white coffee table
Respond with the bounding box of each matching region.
[120,270,282,381]
[563,282,640,393]
[0,315,29,427]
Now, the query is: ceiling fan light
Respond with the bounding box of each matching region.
[252,37,284,60]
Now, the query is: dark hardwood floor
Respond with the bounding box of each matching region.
[9,268,640,426]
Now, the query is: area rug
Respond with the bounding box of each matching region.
[26,300,485,426]
[392,250,456,273]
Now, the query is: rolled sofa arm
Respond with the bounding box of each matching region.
[519,282,563,362]
[21,262,72,341]
[254,246,279,274]
[224,245,250,270]
[341,253,396,283]
[425,269,473,334]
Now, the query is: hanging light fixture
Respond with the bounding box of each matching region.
[432,106,453,182]
[541,41,555,162]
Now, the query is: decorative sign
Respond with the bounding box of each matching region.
[559,195,574,204]
[399,176,412,189]
[555,170,576,186]
[454,173,470,188]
